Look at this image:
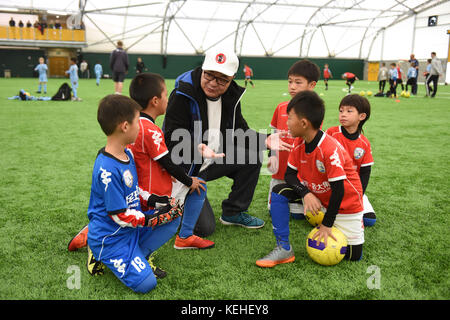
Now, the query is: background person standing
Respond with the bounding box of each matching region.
[110,41,129,94]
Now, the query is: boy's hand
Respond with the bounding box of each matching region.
[267,155,278,174]
[312,225,337,247]
[265,132,293,152]
[189,177,206,195]
[302,192,322,215]
[198,143,225,159]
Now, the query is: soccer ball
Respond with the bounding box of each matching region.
[306,226,348,266]
[305,210,324,227]
[367,91,372,96]
[400,90,406,97]
[359,91,365,96]
[404,91,410,98]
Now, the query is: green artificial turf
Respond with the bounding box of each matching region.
[0,76,448,300]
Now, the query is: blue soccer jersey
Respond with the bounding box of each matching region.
[87,147,141,246]
[66,64,79,83]
[86,147,181,292]
[94,63,103,75]
[35,64,48,82]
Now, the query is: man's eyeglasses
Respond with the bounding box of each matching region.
[203,71,231,86]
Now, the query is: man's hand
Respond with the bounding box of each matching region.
[267,155,279,174]
[265,131,293,152]
[198,143,225,159]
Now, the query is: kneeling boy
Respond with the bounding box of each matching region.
[87,95,182,293]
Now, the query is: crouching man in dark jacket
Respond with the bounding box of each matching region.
[164,48,279,240]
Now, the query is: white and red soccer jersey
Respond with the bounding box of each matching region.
[287,131,364,214]
[326,126,374,173]
[270,101,297,180]
[128,113,172,209]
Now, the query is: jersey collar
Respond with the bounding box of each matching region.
[140,112,155,124]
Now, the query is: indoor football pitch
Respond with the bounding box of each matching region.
[0,76,448,300]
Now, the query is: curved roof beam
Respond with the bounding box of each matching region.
[299,0,334,57]
[365,0,448,59]
[161,0,186,55]
[358,0,411,59]
[305,0,366,57]
[234,0,279,56]
[234,1,254,56]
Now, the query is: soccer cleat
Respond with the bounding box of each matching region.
[363,212,377,227]
[220,212,265,229]
[256,245,295,268]
[174,234,215,250]
[68,224,88,251]
[87,245,105,276]
[147,252,167,279]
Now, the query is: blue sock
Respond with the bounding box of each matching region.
[43,84,47,93]
[38,84,41,92]
[270,192,291,250]
[178,183,207,239]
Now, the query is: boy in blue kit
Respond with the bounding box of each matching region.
[94,61,103,86]
[65,57,81,101]
[86,94,182,293]
[388,63,398,98]
[34,57,48,94]
[405,62,417,94]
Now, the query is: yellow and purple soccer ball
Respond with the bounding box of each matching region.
[305,210,324,227]
[306,226,348,266]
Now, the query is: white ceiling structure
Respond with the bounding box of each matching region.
[1,0,449,60]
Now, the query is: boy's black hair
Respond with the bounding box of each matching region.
[129,72,165,109]
[97,94,141,136]
[339,94,371,133]
[287,59,320,83]
[286,91,324,129]
[70,57,77,63]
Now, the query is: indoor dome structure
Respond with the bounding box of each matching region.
[1,0,448,60]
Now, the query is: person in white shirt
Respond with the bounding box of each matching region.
[426,52,443,98]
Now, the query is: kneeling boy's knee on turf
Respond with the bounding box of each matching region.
[344,244,363,261]
[133,274,157,293]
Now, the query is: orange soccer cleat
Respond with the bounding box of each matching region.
[174,234,215,250]
[68,225,89,251]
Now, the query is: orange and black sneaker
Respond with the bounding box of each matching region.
[174,234,215,250]
[147,252,167,279]
[68,225,89,251]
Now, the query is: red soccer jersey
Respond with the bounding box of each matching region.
[244,65,253,77]
[345,72,355,79]
[323,68,331,79]
[270,101,297,180]
[287,132,363,214]
[128,114,172,209]
[326,126,374,173]
[396,67,402,79]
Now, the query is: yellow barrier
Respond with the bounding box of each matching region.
[0,26,7,39]
[0,26,85,42]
